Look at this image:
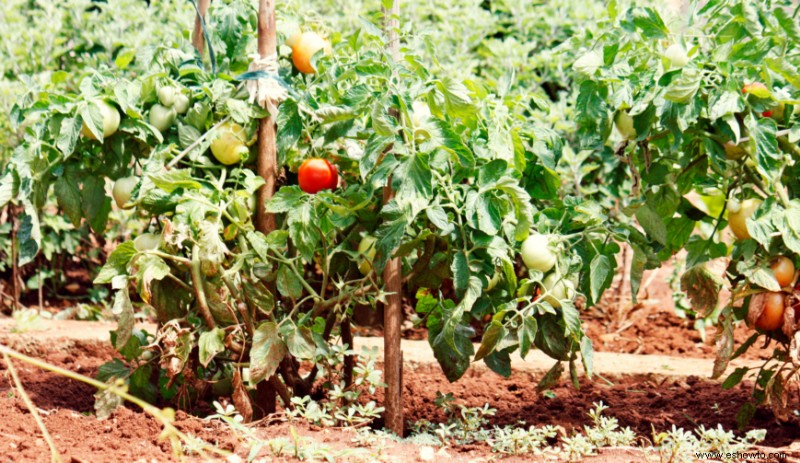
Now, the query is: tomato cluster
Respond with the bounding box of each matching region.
[747,256,797,332]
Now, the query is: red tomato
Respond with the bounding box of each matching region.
[762,110,773,118]
[298,158,338,194]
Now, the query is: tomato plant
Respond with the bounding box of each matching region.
[573,0,800,422]
[0,0,628,413]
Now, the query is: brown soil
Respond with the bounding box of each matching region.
[0,342,797,462]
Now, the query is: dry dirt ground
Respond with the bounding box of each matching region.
[0,318,799,462]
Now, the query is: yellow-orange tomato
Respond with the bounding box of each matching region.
[728,198,761,240]
[755,292,786,331]
[290,32,330,74]
[770,256,795,288]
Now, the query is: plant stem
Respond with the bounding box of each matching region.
[190,244,217,329]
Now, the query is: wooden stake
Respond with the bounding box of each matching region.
[253,0,279,419]
[10,206,19,311]
[192,0,211,56]
[382,0,404,436]
[255,0,278,234]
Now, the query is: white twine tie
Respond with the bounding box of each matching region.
[245,53,288,116]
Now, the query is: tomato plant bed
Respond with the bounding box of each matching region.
[0,335,798,461]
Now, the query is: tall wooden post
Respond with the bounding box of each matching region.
[253,0,279,415]
[192,0,211,56]
[382,0,404,436]
[255,0,278,234]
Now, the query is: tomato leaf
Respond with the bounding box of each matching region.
[56,116,81,157]
[54,175,82,227]
[149,169,202,193]
[95,242,137,284]
[451,251,469,297]
[625,7,668,39]
[635,204,667,245]
[723,367,749,390]
[589,254,614,305]
[96,359,129,382]
[276,264,303,300]
[518,316,537,359]
[112,289,134,351]
[134,254,171,304]
[474,321,505,361]
[80,101,106,142]
[680,264,724,317]
[745,116,780,174]
[536,361,564,392]
[249,321,287,385]
[198,328,226,367]
[712,312,735,380]
[580,337,594,378]
[484,349,511,378]
[663,68,702,104]
[81,176,111,233]
[286,327,316,360]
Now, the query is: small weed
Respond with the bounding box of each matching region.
[287,347,385,427]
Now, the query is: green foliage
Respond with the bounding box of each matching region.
[8,0,798,425]
[2,0,627,410]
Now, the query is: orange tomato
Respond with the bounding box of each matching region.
[770,256,795,288]
[755,292,786,331]
[290,32,330,74]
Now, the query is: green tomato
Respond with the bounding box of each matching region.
[112,176,139,209]
[157,86,177,107]
[134,233,162,252]
[81,100,121,140]
[210,122,247,164]
[213,143,248,165]
[614,111,636,140]
[573,51,603,75]
[412,101,432,143]
[542,273,575,308]
[149,104,176,132]
[663,44,689,68]
[520,233,557,273]
[173,93,191,114]
[411,100,431,127]
[357,235,378,275]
